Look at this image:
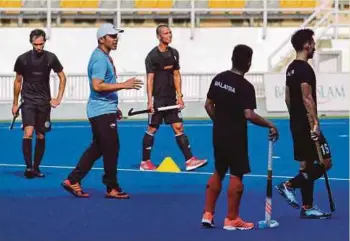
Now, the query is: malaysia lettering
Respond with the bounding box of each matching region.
[214,81,236,93]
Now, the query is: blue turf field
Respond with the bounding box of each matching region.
[0,118,348,241]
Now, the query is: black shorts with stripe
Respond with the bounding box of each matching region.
[291,128,332,162]
[21,102,51,133]
[148,98,182,126]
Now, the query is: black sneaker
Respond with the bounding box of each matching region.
[24,168,35,179]
[33,168,45,178]
[300,206,332,219]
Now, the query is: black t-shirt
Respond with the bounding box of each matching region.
[145,46,180,99]
[286,60,317,130]
[14,50,63,105]
[207,71,257,148]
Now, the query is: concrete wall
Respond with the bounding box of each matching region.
[0,27,349,75]
[0,27,348,121]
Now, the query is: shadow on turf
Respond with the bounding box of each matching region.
[4,170,54,178]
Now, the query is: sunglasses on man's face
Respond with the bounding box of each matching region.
[32,42,45,46]
[107,34,118,39]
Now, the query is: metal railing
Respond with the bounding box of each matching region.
[0,0,337,40]
[0,72,265,103]
[268,0,350,71]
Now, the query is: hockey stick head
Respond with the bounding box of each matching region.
[9,100,24,130]
[128,108,134,116]
[127,108,150,116]
[257,220,279,229]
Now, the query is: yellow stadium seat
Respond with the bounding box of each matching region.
[0,0,22,14]
[300,0,317,13]
[208,0,246,15]
[301,0,317,8]
[280,0,316,14]
[134,0,173,15]
[60,0,99,14]
[280,0,301,8]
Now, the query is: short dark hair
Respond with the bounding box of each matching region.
[231,44,253,73]
[291,28,314,51]
[29,29,46,43]
[156,24,169,35]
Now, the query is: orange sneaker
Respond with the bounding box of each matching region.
[140,160,157,171]
[62,179,89,198]
[201,211,215,228]
[186,157,207,171]
[105,187,130,199]
[223,217,254,231]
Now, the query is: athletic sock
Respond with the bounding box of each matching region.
[34,138,45,169]
[307,163,325,180]
[22,138,32,168]
[175,133,193,161]
[142,132,154,161]
[301,179,315,207]
[288,170,307,188]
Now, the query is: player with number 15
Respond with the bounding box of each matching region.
[275,28,333,219]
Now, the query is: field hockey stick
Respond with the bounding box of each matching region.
[9,100,24,130]
[128,104,181,116]
[307,113,335,212]
[258,140,279,229]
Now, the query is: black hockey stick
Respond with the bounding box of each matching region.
[128,105,181,116]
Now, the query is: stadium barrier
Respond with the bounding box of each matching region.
[0,72,348,121]
[0,73,266,103]
[264,73,350,112]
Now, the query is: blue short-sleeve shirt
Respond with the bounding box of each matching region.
[87,48,118,118]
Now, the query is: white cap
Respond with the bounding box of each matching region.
[96,23,124,39]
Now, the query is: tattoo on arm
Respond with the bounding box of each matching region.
[301,82,318,125]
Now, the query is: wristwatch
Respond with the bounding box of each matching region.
[177,93,183,98]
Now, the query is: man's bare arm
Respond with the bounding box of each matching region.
[244,109,275,128]
[285,86,291,112]
[174,70,182,97]
[92,77,142,92]
[55,71,67,102]
[204,98,215,121]
[13,73,23,105]
[146,73,154,104]
[301,82,318,126]
[244,109,279,141]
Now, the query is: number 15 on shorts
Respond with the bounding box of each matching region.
[320,143,330,156]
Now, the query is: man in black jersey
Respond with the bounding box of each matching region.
[275,28,332,219]
[139,24,207,171]
[12,29,66,178]
[201,44,279,230]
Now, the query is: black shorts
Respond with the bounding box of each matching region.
[213,143,250,177]
[21,103,51,133]
[291,129,332,162]
[148,98,182,126]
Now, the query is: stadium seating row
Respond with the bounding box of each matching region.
[0,0,323,11]
[1,0,348,18]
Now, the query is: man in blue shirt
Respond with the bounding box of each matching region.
[62,23,143,199]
